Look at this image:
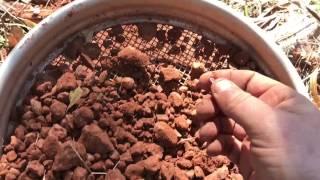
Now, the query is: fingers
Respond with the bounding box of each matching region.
[198,70,280,97]
[199,122,218,142]
[199,117,246,142]
[194,95,218,122]
[239,138,253,179]
[211,78,273,138]
[206,135,241,163]
[216,117,246,140]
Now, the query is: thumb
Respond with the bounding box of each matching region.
[210,78,273,137]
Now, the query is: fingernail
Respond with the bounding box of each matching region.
[209,78,215,84]
[212,79,233,93]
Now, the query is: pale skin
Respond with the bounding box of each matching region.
[195,69,320,180]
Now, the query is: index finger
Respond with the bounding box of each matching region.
[197,70,281,97]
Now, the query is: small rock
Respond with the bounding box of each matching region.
[17,172,32,180]
[6,150,17,162]
[98,70,108,84]
[125,163,144,180]
[30,99,42,115]
[72,167,88,180]
[73,106,94,128]
[106,169,125,180]
[26,161,44,177]
[56,72,77,92]
[118,46,150,67]
[50,100,67,121]
[52,141,87,171]
[5,173,17,180]
[142,155,161,173]
[168,92,183,107]
[48,124,67,140]
[160,66,182,82]
[35,81,52,95]
[119,77,135,90]
[156,114,169,122]
[75,65,92,80]
[114,127,138,144]
[194,166,205,178]
[118,102,141,116]
[14,125,26,140]
[176,158,193,169]
[190,62,206,79]
[91,161,105,171]
[57,92,70,104]
[205,165,229,180]
[174,115,189,131]
[160,161,175,180]
[42,135,61,159]
[174,167,189,180]
[154,122,178,147]
[79,124,114,154]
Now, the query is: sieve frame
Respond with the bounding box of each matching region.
[0,0,308,146]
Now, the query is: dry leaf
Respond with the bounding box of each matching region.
[7,26,24,48]
[310,68,320,108]
[20,18,37,28]
[68,87,83,110]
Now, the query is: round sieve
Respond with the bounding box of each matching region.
[0,0,306,153]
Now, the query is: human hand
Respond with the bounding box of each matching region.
[195,69,320,180]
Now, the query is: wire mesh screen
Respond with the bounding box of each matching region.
[47,22,257,87]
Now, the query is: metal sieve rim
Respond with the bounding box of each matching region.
[0,0,308,148]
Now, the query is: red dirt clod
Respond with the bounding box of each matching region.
[160,161,175,180]
[119,77,136,90]
[106,169,125,180]
[56,72,77,92]
[190,62,206,79]
[42,135,61,159]
[52,141,87,171]
[48,124,67,140]
[26,160,44,177]
[176,158,193,169]
[124,163,144,180]
[168,92,184,108]
[117,46,150,67]
[174,115,190,131]
[160,66,182,82]
[30,99,42,115]
[72,167,88,180]
[6,150,17,162]
[141,155,161,173]
[154,121,178,147]
[78,124,114,154]
[156,114,169,122]
[50,100,67,121]
[35,81,53,95]
[194,166,205,178]
[72,106,94,128]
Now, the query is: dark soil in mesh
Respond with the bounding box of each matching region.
[0,23,257,180]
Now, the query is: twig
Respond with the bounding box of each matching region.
[70,140,92,173]
[113,160,120,170]
[91,172,107,175]
[5,23,32,30]
[45,0,52,8]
